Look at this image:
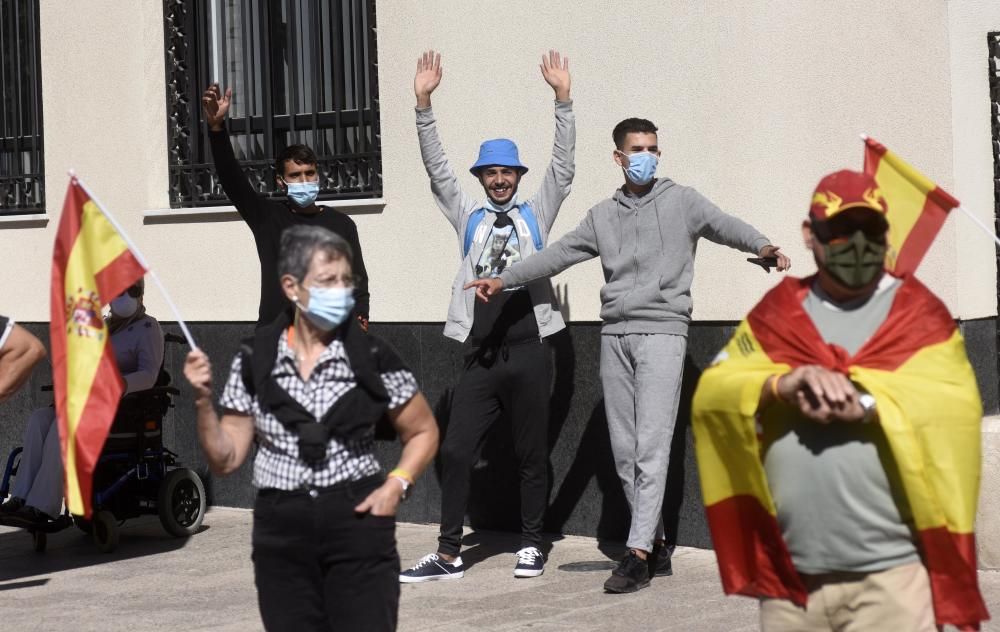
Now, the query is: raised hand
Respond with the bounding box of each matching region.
[202,83,232,131]
[540,50,570,101]
[414,50,442,108]
[184,349,214,401]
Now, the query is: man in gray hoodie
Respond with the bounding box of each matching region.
[467,117,790,593]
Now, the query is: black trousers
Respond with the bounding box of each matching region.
[252,475,400,632]
[437,339,551,557]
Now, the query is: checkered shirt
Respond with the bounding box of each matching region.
[219,330,418,490]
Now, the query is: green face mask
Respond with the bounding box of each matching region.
[821,229,886,288]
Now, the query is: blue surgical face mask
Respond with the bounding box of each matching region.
[285,181,320,208]
[110,294,138,318]
[297,286,355,331]
[621,151,658,186]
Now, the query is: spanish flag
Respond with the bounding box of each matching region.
[50,179,146,517]
[863,137,959,277]
[692,275,987,629]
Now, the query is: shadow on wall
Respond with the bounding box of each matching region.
[440,326,713,549]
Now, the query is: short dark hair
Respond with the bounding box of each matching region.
[122,278,144,298]
[278,225,354,282]
[612,118,658,149]
[274,144,318,179]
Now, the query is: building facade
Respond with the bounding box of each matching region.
[1,0,998,546]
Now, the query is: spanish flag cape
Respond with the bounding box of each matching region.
[692,274,987,629]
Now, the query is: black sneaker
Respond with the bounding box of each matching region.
[0,497,25,514]
[513,546,544,578]
[648,541,675,578]
[603,550,651,593]
[5,505,53,529]
[399,553,465,583]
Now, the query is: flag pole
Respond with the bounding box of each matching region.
[956,205,1000,249]
[68,171,199,350]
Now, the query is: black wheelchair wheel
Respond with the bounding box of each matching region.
[92,510,119,553]
[31,530,46,553]
[157,468,206,538]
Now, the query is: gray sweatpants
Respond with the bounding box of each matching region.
[600,333,686,552]
[12,407,64,518]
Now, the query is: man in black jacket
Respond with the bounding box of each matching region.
[202,83,371,329]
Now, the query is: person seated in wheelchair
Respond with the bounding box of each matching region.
[0,279,163,527]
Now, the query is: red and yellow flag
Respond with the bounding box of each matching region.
[863,137,959,277]
[692,276,987,629]
[50,179,146,517]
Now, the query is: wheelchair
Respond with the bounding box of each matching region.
[0,333,206,553]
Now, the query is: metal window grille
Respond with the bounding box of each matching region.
[0,0,44,215]
[163,0,382,208]
[990,32,1000,372]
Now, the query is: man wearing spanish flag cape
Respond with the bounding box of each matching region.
[692,170,987,630]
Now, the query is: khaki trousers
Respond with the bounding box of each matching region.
[759,561,935,632]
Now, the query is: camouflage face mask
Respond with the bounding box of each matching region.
[821,229,886,288]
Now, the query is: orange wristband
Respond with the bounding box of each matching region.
[770,374,784,402]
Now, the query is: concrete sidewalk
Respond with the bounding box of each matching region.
[0,508,997,631]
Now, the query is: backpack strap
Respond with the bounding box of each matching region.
[516,202,544,251]
[239,337,255,398]
[463,208,487,258]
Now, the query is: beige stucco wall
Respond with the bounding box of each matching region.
[0,1,995,324]
[949,0,1000,320]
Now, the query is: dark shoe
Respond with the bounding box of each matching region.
[513,546,544,578]
[604,550,651,593]
[399,553,465,583]
[648,541,675,578]
[6,505,53,528]
[0,497,25,514]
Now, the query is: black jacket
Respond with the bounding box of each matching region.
[208,128,371,325]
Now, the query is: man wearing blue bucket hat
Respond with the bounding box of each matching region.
[400,49,574,583]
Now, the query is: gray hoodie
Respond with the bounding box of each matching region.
[499,178,771,336]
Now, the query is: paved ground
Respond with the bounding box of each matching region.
[1,508,998,631]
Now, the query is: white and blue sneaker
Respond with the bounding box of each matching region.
[399,553,465,583]
[513,546,544,578]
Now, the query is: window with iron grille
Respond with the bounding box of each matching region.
[163,0,382,208]
[0,0,44,216]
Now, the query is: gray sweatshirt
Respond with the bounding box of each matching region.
[499,178,771,335]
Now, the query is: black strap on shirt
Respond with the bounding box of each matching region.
[240,309,403,461]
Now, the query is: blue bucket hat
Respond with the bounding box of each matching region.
[469,138,529,175]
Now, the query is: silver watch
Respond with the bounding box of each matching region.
[391,476,413,501]
[858,393,877,423]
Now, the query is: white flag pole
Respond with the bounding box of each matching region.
[956,205,1000,249]
[858,133,1000,249]
[68,171,199,350]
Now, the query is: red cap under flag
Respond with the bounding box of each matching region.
[809,170,888,221]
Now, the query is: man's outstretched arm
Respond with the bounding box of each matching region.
[688,188,791,271]
[0,321,45,403]
[532,50,575,233]
[414,49,473,232]
[203,84,263,222]
[466,210,599,301]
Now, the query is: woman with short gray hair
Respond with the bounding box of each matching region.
[185,225,438,631]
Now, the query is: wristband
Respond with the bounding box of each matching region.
[388,468,413,484]
[770,374,785,402]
